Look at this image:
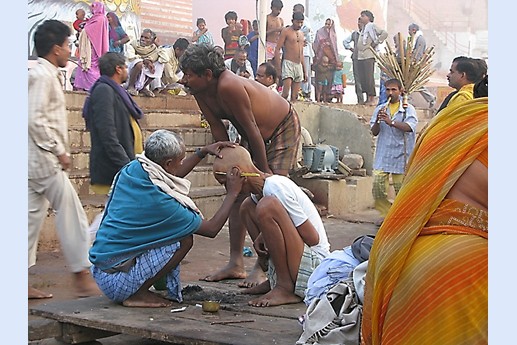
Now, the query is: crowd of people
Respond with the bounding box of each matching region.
[28,2,488,344]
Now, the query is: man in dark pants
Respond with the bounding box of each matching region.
[84,52,145,238]
[343,17,364,104]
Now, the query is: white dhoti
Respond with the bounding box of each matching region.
[128,59,165,91]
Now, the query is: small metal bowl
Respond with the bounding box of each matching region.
[202,300,220,312]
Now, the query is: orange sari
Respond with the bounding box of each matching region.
[361,98,488,345]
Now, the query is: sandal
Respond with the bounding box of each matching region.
[140,88,155,98]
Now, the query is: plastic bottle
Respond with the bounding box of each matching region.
[344,146,351,155]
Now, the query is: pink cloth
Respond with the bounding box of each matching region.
[313,19,338,65]
[74,2,109,91]
[84,2,109,57]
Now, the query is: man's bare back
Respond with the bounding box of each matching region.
[197,71,289,140]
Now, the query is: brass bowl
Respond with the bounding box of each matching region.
[202,300,220,312]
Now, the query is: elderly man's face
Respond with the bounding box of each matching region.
[234,52,247,66]
[140,31,154,46]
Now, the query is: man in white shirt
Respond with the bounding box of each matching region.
[28,20,101,299]
[255,62,278,91]
[212,146,330,307]
[224,49,254,79]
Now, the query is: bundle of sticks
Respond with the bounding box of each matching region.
[370,32,435,95]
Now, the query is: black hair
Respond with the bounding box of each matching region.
[224,11,238,22]
[452,56,481,83]
[34,20,71,57]
[293,3,304,12]
[173,38,190,50]
[99,52,126,77]
[259,62,277,80]
[408,23,419,31]
[473,58,488,82]
[473,75,488,98]
[180,44,226,78]
[271,0,283,9]
[293,12,304,21]
[385,78,403,89]
[196,18,206,26]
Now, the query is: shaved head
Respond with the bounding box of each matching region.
[213,146,257,174]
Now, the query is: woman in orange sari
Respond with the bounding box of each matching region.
[361,79,488,345]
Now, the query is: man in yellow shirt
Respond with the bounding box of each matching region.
[437,56,487,111]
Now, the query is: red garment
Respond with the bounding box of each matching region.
[73,19,87,32]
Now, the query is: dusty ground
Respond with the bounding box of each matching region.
[28,210,380,344]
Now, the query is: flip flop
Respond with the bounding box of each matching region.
[140,88,155,98]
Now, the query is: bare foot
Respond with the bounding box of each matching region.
[248,286,301,307]
[200,263,246,282]
[73,270,102,298]
[122,290,173,308]
[29,286,53,299]
[242,280,270,295]
[238,265,267,288]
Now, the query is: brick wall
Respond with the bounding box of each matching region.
[140,0,193,46]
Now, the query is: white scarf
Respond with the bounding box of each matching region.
[362,22,378,45]
[136,153,203,217]
[410,30,423,49]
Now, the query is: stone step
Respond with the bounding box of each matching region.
[69,145,217,177]
[68,126,214,155]
[37,185,227,252]
[67,108,204,129]
[64,91,200,113]
[69,165,222,196]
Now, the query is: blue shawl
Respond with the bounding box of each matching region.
[89,160,202,270]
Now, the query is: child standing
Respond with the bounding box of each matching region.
[314,55,333,103]
[330,61,347,103]
[192,18,214,46]
[221,11,243,60]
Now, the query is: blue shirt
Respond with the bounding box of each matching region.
[246,31,259,74]
[194,29,214,46]
[370,98,418,174]
[332,69,345,85]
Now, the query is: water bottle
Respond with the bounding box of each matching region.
[344,146,351,155]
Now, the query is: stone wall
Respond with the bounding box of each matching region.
[293,103,374,175]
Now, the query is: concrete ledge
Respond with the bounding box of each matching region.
[292,176,374,217]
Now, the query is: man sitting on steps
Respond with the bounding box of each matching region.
[125,28,166,97]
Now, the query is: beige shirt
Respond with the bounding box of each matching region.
[28,58,68,179]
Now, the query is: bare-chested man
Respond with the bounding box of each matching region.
[266,0,284,61]
[274,11,306,102]
[179,44,301,287]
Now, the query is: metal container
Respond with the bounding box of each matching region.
[202,300,220,312]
